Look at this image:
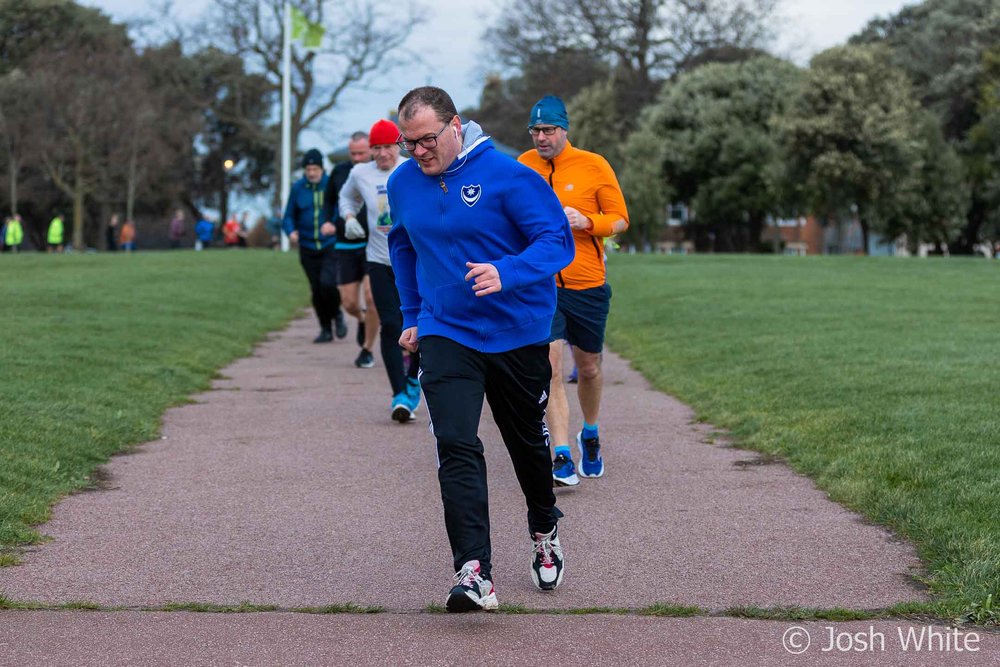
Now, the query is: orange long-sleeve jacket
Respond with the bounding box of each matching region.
[518,142,629,290]
[119,221,136,244]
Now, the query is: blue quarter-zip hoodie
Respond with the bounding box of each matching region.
[282,173,336,251]
[387,121,574,353]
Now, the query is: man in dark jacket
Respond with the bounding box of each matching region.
[282,148,346,342]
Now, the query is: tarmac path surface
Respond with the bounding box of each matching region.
[2,315,995,665]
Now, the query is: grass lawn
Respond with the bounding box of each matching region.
[0,250,305,560]
[606,254,1000,621]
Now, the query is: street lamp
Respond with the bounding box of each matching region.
[222,157,237,228]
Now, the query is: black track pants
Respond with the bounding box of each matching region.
[418,335,561,581]
[368,261,419,396]
[299,246,341,331]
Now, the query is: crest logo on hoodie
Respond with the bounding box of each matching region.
[461,184,482,207]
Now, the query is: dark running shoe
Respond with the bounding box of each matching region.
[354,348,374,368]
[335,311,348,339]
[313,329,333,344]
[530,527,564,591]
[446,560,498,612]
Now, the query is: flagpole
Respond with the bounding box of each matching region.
[279,1,292,252]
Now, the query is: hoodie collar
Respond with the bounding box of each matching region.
[444,120,492,175]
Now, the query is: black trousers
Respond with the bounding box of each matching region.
[368,261,419,395]
[299,246,341,331]
[419,335,561,581]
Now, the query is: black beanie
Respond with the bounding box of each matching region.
[301,148,324,168]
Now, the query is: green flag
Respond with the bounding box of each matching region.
[290,6,325,50]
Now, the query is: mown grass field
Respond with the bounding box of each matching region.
[606,254,1000,621]
[0,250,305,560]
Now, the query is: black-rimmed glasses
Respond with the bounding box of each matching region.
[397,124,449,152]
[528,126,559,136]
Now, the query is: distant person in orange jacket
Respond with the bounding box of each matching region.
[518,95,629,486]
[222,216,241,247]
[120,219,137,252]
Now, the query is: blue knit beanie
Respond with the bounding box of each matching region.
[528,95,569,130]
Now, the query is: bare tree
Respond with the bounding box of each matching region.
[490,0,779,104]
[0,69,41,216]
[32,44,135,248]
[205,0,424,158]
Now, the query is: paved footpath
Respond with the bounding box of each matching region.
[1,315,997,665]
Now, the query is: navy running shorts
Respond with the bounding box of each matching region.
[549,283,611,353]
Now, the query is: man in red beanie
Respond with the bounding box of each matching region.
[337,119,421,422]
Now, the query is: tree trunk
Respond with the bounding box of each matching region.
[220,177,230,230]
[73,177,85,250]
[126,141,138,222]
[272,149,283,210]
[8,153,17,216]
[859,217,870,256]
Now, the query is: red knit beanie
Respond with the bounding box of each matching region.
[369,119,400,147]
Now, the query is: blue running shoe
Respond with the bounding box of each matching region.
[577,431,604,478]
[552,453,580,487]
[391,393,413,423]
[405,376,421,413]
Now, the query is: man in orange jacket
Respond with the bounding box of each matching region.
[518,95,629,486]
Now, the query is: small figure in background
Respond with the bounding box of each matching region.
[195,216,214,251]
[222,215,241,247]
[237,211,249,248]
[4,214,24,253]
[120,219,137,252]
[106,214,119,252]
[169,209,186,249]
[48,213,64,253]
[266,208,282,249]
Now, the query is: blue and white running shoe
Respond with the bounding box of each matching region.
[552,453,580,487]
[577,431,604,478]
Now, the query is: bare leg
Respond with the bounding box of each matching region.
[362,275,379,350]
[546,341,570,449]
[573,348,603,426]
[339,281,362,319]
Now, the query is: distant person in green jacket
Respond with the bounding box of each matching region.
[4,214,24,252]
[48,214,64,253]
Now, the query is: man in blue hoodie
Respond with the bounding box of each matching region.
[283,148,347,343]
[388,86,575,613]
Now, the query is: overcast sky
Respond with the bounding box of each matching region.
[82,0,912,216]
